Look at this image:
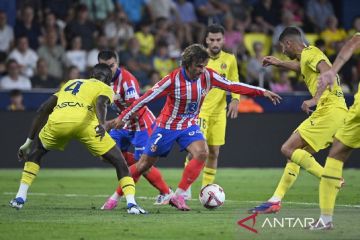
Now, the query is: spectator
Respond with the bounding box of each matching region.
[348,16,360,37]
[61,65,80,86]
[0,52,7,76]
[80,0,114,23]
[152,42,177,79]
[175,0,205,45]
[119,37,152,86]
[320,15,347,56]
[8,36,38,78]
[14,6,42,50]
[42,11,66,48]
[115,0,149,26]
[154,17,178,50]
[194,0,229,25]
[223,15,243,54]
[0,10,14,53]
[104,10,134,51]
[306,0,334,32]
[147,0,178,21]
[134,21,155,57]
[0,59,31,90]
[142,70,161,92]
[228,0,252,28]
[315,38,326,53]
[270,69,293,93]
[281,0,304,26]
[64,4,98,51]
[87,34,108,68]
[253,0,280,34]
[43,0,73,21]
[31,58,61,88]
[37,28,65,80]
[64,36,87,75]
[246,41,272,88]
[7,89,25,111]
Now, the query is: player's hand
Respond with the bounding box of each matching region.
[301,98,317,115]
[262,56,281,67]
[227,99,239,119]
[318,69,336,92]
[18,138,33,162]
[263,90,282,105]
[104,119,116,131]
[95,124,106,141]
[113,117,124,129]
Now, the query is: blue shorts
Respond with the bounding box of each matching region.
[144,125,205,157]
[109,129,148,160]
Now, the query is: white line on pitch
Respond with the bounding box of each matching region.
[3,192,360,208]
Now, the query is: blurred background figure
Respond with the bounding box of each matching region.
[0,59,31,90]
[7,89,25,111]
[31,58,61,88]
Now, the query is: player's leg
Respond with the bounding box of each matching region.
[170,125,207,211]
[10,137,48,209]
[201,113,226,188]
[101,145,146,214]
[249,131,313,214]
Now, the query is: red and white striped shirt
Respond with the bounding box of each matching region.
[111,67,155,132]
[119,67,265,130]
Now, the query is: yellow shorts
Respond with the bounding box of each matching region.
[335,90,360,148]
[296,106,347,152]
[198,111,226,146]
[39,120,116,156]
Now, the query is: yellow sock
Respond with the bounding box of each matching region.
[184,157,190,167]
[320,157,343,216]
[273,162,300,199]
[21,162,40,186]
[291,149,323,178]
[202,167,217,187]
[119,176,135,197]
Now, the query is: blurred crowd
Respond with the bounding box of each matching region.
[0,0,360,104]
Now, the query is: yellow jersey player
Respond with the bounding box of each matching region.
[9,63,146,214]
[184,24,240,199]
[309,32,360,230]
[249,27,347,214]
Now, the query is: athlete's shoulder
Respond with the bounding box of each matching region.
[220,50,236,59]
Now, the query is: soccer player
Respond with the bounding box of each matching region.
[112,44,281,211]
[309,32,360,230]
[97,50,172,209]
[183,24,240,199]
[9,63,146,214]
[249,27,348,214]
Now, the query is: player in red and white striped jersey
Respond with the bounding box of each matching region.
[113,44,281,210]
[98,51,172,210]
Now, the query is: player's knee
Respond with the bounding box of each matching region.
[281,143,292,159]
[193,149,209,161]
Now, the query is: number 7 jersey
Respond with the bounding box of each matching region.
[49,78,114,124]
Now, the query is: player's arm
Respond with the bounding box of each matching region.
[122,75,147,117]
[319,33,360,88]
[95,95,111,140]
[228,55,240,119]
[18,95,58,161]
[301,60,332,114]
[211,70,281,105]
[263,56,300,73]
[113,76,172,128]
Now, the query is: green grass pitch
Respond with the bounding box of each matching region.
[1,168,359,240]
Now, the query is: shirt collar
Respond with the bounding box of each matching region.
[111,68,121,82]
[181,67,198,82]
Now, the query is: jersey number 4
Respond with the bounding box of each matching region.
[65,81,84,95]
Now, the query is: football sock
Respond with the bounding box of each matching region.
[115,164,142,196]
[109,191,121,201]
[202,167,217,187]
[320,214,333,225]
[291,149,323,178]
[320,157,343,217]
[272,162,300,201]
[16,162,40,201]
[178,158,205,192]
[123,151,136,166]
[144,166,170,194]
[119,176,136,205]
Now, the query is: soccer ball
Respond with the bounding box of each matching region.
[199,184,225,209]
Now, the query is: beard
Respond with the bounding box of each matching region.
[209,47,221,55]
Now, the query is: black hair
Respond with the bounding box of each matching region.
[98,50,119,63]
[205,24,225,38]
[90,63,112,85]
[278,27,302,43]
